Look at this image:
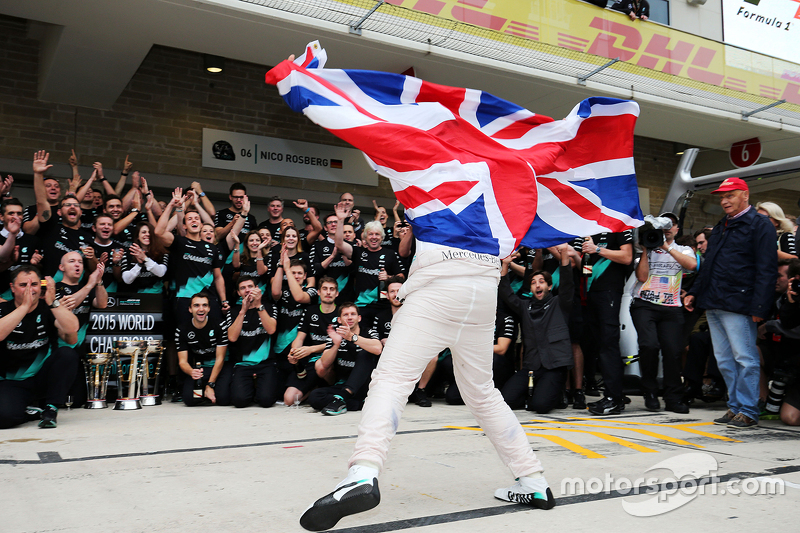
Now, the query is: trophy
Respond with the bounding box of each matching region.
[113,340,146,410]
[139,340,165,406]
[83,352,113,409]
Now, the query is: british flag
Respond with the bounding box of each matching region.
[265,41,643,257]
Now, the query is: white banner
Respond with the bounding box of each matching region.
[722,0,800,64]
[202,128,378,186]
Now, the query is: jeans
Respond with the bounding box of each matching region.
[349,253,544,479]
[706,309,760,420]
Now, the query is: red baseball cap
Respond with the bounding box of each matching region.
[711,177,748,194]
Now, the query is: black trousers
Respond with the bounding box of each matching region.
[502,367,569,413]
[307,351,376,410]
[684,329,724,392]
[585,290,624,399]
[437,352,512,405]
[630,299,685,402]
[0,347,79,428]
[308,384,367,411]
[230,361,279,408]
[183,363,233,406]
[285,362,323,395]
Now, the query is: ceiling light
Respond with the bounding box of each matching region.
[204,55,224,74]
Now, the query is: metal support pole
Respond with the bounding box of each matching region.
[741,99,786,121]
[577,58,620,86]
[349,0,385,36]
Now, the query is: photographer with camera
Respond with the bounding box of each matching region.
[631,212,697,413]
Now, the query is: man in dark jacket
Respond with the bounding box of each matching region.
[499,244,579,413]
[686,177,777,428]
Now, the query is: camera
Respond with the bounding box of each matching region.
[638,214,674,249]
[638,223,665,249]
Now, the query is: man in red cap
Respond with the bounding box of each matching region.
[685,177,777,428]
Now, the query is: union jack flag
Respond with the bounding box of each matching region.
[265,41,643,257]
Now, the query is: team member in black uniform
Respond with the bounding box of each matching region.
[258,196,285,243]
[228,276,279,407]
[231,229,269,300]
[176,292,232,406]
[581,230,634,415]
[214,183,257,241]
[56,251,108,407]
[310,214,355,302]
[308,303,383,415]
[0,199,42,301]
[56,251,108,350]
[333,203,406,329]
[285,276,340,405]
[86,213,124,293]
[120,222,169,294]
[22,151,62,236]
[155,188,230,326]
[272,248,318,385]
[0,266,80,429]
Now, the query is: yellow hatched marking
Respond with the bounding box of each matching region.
[526,419,702,447]
[566,418,741,443]
[445,425,604,458]
[521,425,658,453]
[526,434,605,459]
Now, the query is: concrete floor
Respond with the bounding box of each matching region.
[1,396,798,533]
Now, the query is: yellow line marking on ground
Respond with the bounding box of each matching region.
[446,425,604,458]
[527,434,605,459]
[566,418,741,442]
[526,420,702,447]
[521,425,658,453]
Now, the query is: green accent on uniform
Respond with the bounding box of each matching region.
[275,325,299,355]
[0,288,10,300]
[586,257,611,291]
[1,347,51,381]
[437,348,451,363]
[551,268,560,290]
[106,281,118,293]
[139,284,162,294]
[53,270,63,283]
[336,275,349,293]
[236,338,272,366]
[177,271,214,298]
[308,354,321,363]
[58,322,88,349]
[224,243,243,265]
[510,277,523,294]
[355,287,378,307]
[200,360,216,369]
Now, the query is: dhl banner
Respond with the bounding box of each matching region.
[358,0,800,106]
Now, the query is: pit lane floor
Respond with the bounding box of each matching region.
[1,396,798,533]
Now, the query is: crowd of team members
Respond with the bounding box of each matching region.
[1,150,799,429]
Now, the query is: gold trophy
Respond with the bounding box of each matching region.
[113,340,146,410]
[139,340,164,406]
[83,352,113,409]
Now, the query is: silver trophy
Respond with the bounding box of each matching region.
[113,340,146,410]
[139,340,165,406]
[83,352,113,409]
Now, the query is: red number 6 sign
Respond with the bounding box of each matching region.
[729,138,762,168]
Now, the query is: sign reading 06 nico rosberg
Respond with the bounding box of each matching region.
[202,128,377,186]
